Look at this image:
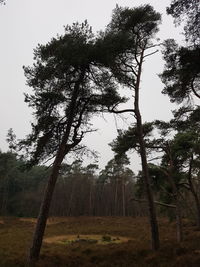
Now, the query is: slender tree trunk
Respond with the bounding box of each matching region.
[188,156,200,229]
[89,182,93,216]
[114,178,118,216]
[122,177,126,216]
[27,70,85,267]
[167,180,183,243]
[134,49,160,250]
[166,146,183,242]
[175,198,183,242]
[67,179,75,216]
[27,149,65,267]
[193,193,200,229]
[1,174,9,216]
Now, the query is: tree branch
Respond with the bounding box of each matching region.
[144,49,159,58]
[108,107,135,114]
[130,197,176,208]
[191,77,200,99]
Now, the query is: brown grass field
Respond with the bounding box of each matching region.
[0,216,200,266]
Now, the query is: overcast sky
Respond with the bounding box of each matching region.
[0,0,184,171]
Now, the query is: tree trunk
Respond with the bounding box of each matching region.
[188,156,200,229]
[27,145,66,267]
[1,175,9,216]
[175,199,183,242]
[67,179,75,216]
[136,114,160,250]
[89,182,93,216]
[166,146,183,242]
[134,49,160,250]
[114,178,118,216]
[193,193,200,229]
[122,177,126,216]
[27,70,85,266]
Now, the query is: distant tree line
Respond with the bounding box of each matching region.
[0,150,199,226]
[0,151,146,218]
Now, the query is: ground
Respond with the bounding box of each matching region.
[0,216,200,266]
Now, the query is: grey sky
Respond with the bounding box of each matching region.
[0,0,183,171]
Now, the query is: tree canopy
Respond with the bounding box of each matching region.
[160,39,200,103]
[167,0,200,44]
[20,21,125,167]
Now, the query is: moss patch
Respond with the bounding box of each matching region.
[44,234,131,245]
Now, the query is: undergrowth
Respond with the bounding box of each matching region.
[0,217,200,266]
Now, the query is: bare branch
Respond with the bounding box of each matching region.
[144,49,159,58]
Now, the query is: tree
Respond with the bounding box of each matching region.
[151,110,200,237]
[103,4,161,250]
[19,21,124,266]
[0,150,50,217]
[99,155,133,216]
[161,1,200,103]
[111,115,200,242]
[159,1,200,231]
[169,107,200,229]
[160,39,200,103]
[0,151,18,216]
[167,0,200,44]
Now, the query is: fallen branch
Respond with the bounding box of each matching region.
[130,197,176,208]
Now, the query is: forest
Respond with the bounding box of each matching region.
[0,0,200,266]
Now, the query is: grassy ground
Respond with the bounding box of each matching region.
[0,216,200,266]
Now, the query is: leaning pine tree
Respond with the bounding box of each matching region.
[19,21,125,266]
[98,5,161,250]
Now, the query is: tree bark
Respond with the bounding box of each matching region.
[27,149,65,267]
[122,177,126,216]
[67,179,75,216]
[27,70,85,266]
[188,155,200,229]
[166,145,183,242]
[114,178,118,216]
[134,48,160,250]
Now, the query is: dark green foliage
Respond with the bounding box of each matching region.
[0,153,137,217]
[160,39,200,103]
[99,154,133,183]
[101,5,161,87]
[162,1,200,104]
[0,151,50,217]
[110,123,154,157]
[167,0,200,43]
[111,104,200,221]
[107,4,161,39]
[19,21,125,167]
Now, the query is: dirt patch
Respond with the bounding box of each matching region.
[19,217,68,225]
[19,218,37,224]
[44,234,131,245]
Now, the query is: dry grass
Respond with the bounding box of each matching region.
[0,216,200,266]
